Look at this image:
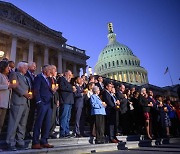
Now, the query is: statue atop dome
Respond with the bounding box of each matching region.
[108,22,113,33]
[107,22,117,45]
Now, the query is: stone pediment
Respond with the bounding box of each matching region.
[0,1,66,42]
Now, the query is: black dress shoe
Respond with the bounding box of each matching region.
[17,145,29,150]
[95,140,102,144]
[25,132,33,139]
[7,145,17,151]
[49,134,57,139]
[75,134,83,138]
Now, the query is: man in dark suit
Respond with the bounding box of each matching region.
[25,62,36,139]
[32,65,54,149]
[95,76,104,97]
[6,62,32,151]
[102,82,119,143]
[57,70,74,138]
[116,84,129,135]
[95,76,104,91]
[49,65,59,139]
[74,77,84,137]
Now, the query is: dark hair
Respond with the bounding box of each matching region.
[0,60,9,73]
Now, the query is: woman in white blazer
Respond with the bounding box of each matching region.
[0,60,14,134]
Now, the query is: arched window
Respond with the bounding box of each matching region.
[129,60,131,65]
[112,61,115,66]
[108,62,111,67]
[117,60,119,66]
[132,61,134,65]
[105,63,107,68]
[121,60,123,64]
[102,65,104,70]
[125,60,127,65]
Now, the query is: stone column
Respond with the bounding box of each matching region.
[58,52,62,73]
[83,66,86,75]
[127,71,130,82]
[132,71,135,82]
[44,47,49,65]
[37,55,42,73]
[28,42,34,62]
[73,63,77,77]
[5,45,11,60]
[140,73,143,83]
[121,72,124,82]
[63,59,66,72]
[10,36,17,62]
[23,50,28,61]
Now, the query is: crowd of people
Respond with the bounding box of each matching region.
[0,58,180,151]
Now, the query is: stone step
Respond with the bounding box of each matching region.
[0,135,142,149]
[0,138,180,154]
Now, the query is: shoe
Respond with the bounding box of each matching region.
[41,143,54,148]
[31,144,42,149]
[49,134,57,139]
[95,140,102,144]
[75,134,83,138]
[110,139,119,143]
[25,132,33,139]
[17,145,29,150]
[7,145,17,151]
[65,134,75,138]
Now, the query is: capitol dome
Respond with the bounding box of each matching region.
[95,23,148,85]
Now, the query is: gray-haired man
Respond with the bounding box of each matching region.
[6,62,32,151]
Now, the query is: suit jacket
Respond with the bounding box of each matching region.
[0,73,11,108]
[25,70,35,90]
[33,73,53,104]
[57,76,74,105]
[9,71,30,106]
[95,82,104,92]
[116,91,128,114]
[50,77,59,105]
[74,84,84,108]
[102,90,115,114]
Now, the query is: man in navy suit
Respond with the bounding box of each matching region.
[25,62,36,139]
[57,70,74,138]
[74,77,84,137]
[32,65,54,149]
[102,82,120,143]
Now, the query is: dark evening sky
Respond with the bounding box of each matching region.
[3,0,180,87]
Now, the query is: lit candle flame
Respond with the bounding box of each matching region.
[12,80,16,84]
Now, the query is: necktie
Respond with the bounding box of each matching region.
[46,77,50,86]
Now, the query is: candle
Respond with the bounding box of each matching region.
[28,91,32,95]
[52,84,55,89]
[12,80,16,84]
[56,84,58,87]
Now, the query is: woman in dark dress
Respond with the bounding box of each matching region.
[139,88,153,139]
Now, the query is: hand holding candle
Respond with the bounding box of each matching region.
[12,80,16,84]
[28,91,33,99]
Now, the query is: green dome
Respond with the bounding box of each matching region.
[95,23,148,85]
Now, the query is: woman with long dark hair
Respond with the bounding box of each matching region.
[0,60,15,134]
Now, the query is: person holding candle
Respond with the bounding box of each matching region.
[25,62,36,139]
[57,70,74,138]
[90,86,106,144]
[0,60,16,135]
[49,65,59,139]
[32,65,54,149]
[139,88,153,140]
[73,76,85,137]
[6,62,32,151]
